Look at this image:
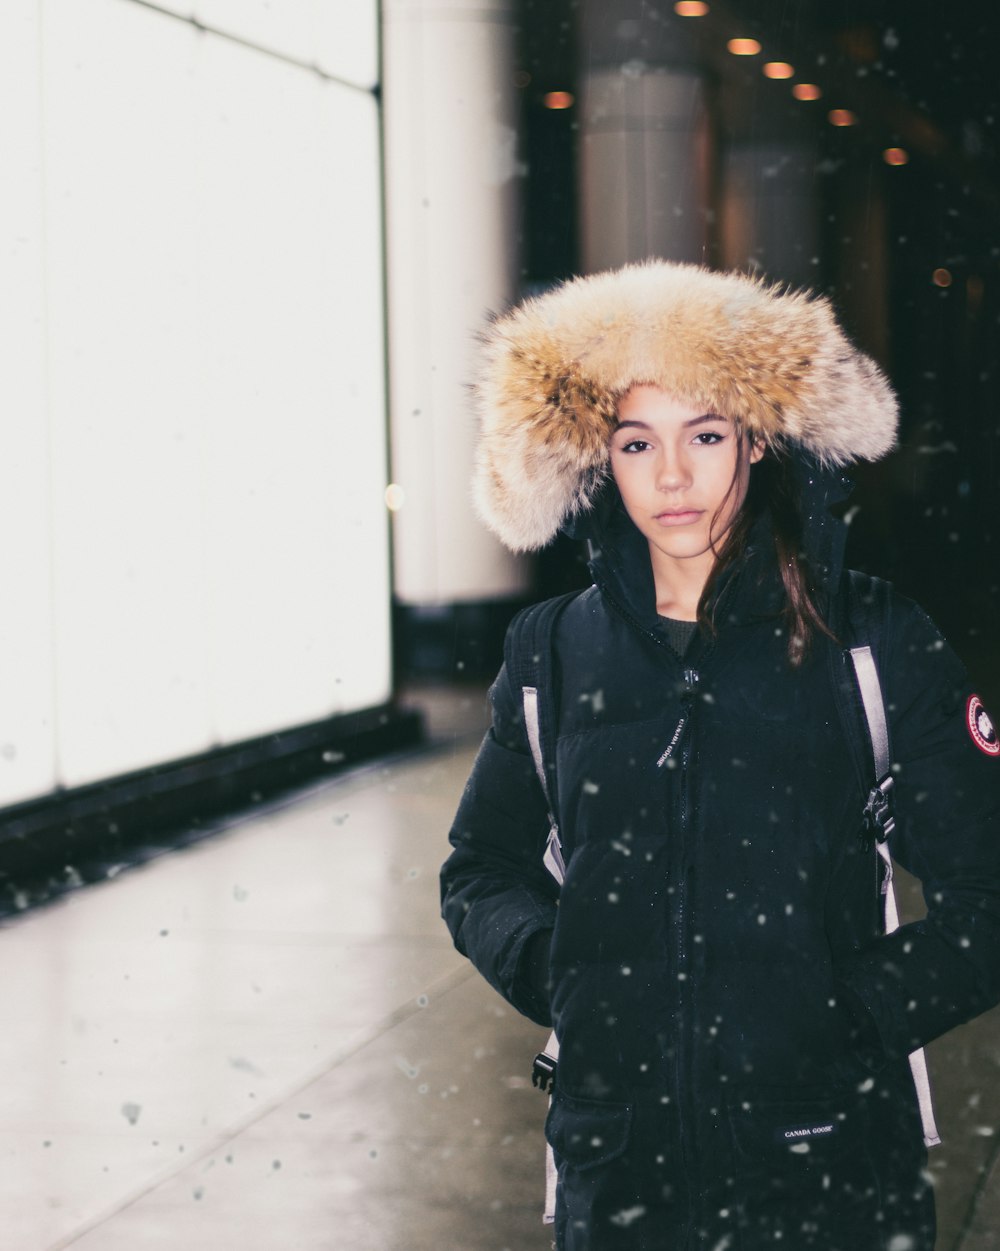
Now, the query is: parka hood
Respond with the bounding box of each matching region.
[473,260,897,553]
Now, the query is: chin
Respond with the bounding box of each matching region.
[651,539,713,562]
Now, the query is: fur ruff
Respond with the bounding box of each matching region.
[473,260,898,552]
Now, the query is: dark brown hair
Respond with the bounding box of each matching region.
[697,431,836,665]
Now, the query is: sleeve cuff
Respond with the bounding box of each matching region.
[515,927,554,1027]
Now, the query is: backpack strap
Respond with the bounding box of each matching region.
[849,644,896,846]
[504,592,578,887]
[503,592,579,1224]
[841,573,941,1149]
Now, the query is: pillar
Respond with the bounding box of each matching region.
[383,0,528,605]
[577,0,712,272]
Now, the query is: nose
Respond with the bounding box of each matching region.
[655,446,692,492]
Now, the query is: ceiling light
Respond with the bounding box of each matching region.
[543,91,574,110]
[882,147,909,166]
[727,38,762,56]
[792,83,822,101]
[763,62,794,79]
[932,268,952,288]
[674,1,709,15]
[828,108,858,127]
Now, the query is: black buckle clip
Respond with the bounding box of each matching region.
[860,774,895,848]
[531,1052,557,1093]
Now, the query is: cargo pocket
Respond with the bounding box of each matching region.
[725,1086,880,1250]
[545,1090,632,1170]
[545,1092,635,1251]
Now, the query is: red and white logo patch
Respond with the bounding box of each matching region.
[966,695,999,756]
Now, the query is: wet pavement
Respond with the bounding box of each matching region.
[4,684,998,1250]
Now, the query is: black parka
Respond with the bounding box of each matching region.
[441,474,1000,1251]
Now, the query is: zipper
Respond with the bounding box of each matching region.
[599,584,707,1219]
[675,671,697,987]
[657,668,699,767]
[596,583,678,654]
[674,668,698,1212]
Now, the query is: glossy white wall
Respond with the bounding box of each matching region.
[0,0,390,803]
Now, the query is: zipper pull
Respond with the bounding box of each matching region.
[656,671,699,768]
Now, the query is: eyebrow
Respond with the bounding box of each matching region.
[615,413,728,431]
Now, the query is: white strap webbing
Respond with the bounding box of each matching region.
[851,649,941,1148]
[522,686,548,798]
[522,685,563,1222]
[542,1100,559,1226]
[522,687,566,885]
[876,840,941,1146]
[850,647,892,779]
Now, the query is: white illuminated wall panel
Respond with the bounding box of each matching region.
[0,0,58,806]
[0,0,390,802]
[194,34,389,745]
[42,0,213,790]
[148,0,378,89]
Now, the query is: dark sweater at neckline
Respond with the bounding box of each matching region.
[658,615,698,658]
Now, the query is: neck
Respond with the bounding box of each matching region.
[648,545,716,621]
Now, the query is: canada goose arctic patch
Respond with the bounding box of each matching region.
[967,695,999,757]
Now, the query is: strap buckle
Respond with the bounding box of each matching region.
[861,774,895,847]
[531,1051,558,1093]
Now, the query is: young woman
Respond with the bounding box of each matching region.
[440,261,1000,1251]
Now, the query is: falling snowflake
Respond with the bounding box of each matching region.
[609,1205,647,1228]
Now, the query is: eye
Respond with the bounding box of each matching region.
[692,430,726,446]
[617,438,652,454]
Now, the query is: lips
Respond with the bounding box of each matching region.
[654,509,704,527]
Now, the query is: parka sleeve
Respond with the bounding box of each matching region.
[440,659,560,1027]
[839,593,1000,1060]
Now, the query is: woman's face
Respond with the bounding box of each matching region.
[609,385,763,574]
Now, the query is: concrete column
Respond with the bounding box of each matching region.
[577,0,712,272]
[719,143,821,289]
[715,64,823,290]
[580,67,712,272]
[831,159,890,363]
[383,0,528,604]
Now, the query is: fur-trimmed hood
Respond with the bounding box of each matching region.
[473,260,898,552]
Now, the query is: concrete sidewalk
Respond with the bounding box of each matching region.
[3,685,997,1250]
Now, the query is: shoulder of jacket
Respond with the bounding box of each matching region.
[507,588,590,637]
[844,570,937,626]
[503,589,590,680]
[842,568,933,610]
[839,569,923,638]
[842,569,891,608]
[840,570,956,688]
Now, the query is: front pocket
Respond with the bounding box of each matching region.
[725,1090,866,1175]
[725,1085,881,1248]
[545,1090,632,1171]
